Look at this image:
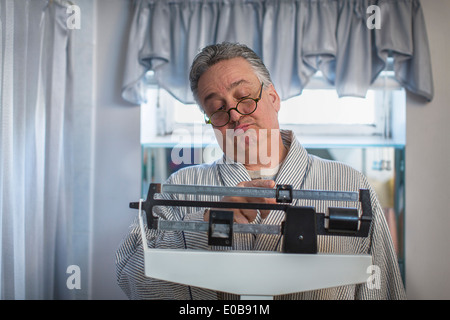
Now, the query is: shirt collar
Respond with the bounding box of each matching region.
[217,130,309,190]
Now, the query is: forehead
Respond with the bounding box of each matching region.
[197,57,259,102]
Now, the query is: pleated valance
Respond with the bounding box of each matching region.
[122,0,434,105]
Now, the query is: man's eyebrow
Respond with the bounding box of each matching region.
[226,79,249,91]
[203,79,251,104]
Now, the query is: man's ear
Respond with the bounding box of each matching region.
[266,83,281,112]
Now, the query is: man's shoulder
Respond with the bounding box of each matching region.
[306,153,368,187]
[307,152,357,170]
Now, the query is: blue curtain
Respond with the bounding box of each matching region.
[121,0,434,105]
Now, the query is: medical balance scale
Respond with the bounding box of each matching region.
[129,183,373,299]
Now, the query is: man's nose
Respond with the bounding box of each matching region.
[228,108,243,123]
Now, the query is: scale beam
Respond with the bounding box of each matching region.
[161,183,359,202]
[130,183,373,254]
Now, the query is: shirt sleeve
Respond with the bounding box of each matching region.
[355,180,407,300]
[115,173,216,300]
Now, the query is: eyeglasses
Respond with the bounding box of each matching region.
[204,83,263,127]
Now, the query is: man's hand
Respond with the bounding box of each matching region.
[204,179,277,224]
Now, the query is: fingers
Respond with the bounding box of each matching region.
[220,179,277,223]
[237,208,262,224]
[235,180,277,205]
[259,209,271,220]
[237,179,275,188]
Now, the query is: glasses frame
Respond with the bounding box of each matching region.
[204,82,264,127]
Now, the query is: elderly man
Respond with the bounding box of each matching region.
[116,42,406,300]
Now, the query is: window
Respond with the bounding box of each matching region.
[170,88,378,127]
[279,89,377,125]
[141,69,405,148]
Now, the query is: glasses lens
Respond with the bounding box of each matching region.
[208,96,259,127]
[210,110,229,127]
[237,98,257,115]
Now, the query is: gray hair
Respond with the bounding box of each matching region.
[189,42,273,108]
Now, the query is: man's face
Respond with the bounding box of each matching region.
[197,57,282,166]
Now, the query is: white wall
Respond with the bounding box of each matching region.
[405,0,450,300]
[91,0,140,299]
[87,0,450,299]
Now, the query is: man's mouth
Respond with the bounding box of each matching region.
[233,123,252,134]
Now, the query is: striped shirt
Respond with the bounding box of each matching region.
[115,130,406,300]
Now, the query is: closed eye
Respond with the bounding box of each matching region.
[238,94,251,100]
